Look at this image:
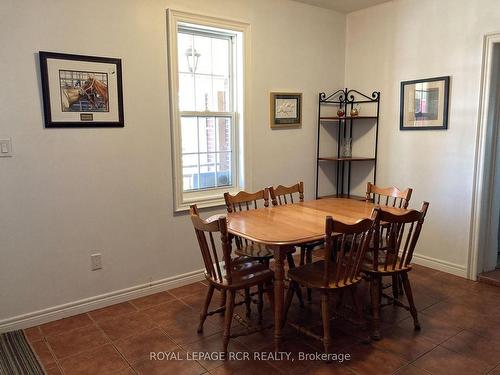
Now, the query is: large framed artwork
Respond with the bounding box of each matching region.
[39,51,124,128]
[400,76,450,130]
[270,92,302,129]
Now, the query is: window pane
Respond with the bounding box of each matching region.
[198,117,213,153]
[193,35,212,75]
[181,117,198,153]
[216,152,232,187]
[199,153,217,189]
[212,38,229,77]
[213,77,229,111]
[194,75,212,111]
[215,117,231,152]
[179,73,195,111]
[177,33,193,74]
[182,154,199,191]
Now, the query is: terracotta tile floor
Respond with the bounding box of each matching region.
[23,264,500,374]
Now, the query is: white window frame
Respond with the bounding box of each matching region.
[167,10,250,212]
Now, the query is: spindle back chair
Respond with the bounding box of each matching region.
[269,182,304,206]
[224,188,303,309]
[270,181,321,303]
[224,189,270,212]
[284,209,379,355]
[366,182,412,209]
[190,205,274,355]
[363,202,429,339]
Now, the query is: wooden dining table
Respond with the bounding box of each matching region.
[226,197,409,350]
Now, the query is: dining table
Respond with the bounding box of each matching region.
[226,197,409,350]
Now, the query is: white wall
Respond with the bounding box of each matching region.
[0,0,345,325]
[345,0,500,277]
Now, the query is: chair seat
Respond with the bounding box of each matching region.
[362,251,412,274]
[207,258,274,290]
[287,260,362,290]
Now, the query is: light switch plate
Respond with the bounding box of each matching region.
[0,139,12,157]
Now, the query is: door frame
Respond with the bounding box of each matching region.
[468,31,500,279]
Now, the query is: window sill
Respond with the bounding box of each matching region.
[174,189,241,212]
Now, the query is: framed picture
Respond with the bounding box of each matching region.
[400,76,450,130]
[39,51,124,128]
[270,92,302,129]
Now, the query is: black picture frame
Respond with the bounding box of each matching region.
[39,51,124,128]
[400,76,449,131]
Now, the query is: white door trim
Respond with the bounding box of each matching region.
[468,31,500,279]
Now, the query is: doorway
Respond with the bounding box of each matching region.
[470,33,500,281]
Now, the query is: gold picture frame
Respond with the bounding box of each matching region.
[270,92,302,129]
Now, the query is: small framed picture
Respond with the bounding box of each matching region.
[400,76,450,130]
[39,51,124,128]
[270,92,302,129]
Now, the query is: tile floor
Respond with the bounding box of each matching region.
[23,264,500,375]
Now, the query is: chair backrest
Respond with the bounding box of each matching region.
[366,182,412,209]
[190,205,233,284]
[269,182,304,206]
[322,208,379,287]
[224,189,270,213]
[374,202,429,271]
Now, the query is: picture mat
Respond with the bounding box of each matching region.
[46,58,119,123]
[403,80,445,127]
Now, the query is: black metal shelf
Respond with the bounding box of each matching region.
[315,88,380,199]
[320,116,377,120]
[318,156,375,161]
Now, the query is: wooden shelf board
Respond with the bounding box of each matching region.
[319,116,378,120]
[318,194,366,201]
[318,157,376,161]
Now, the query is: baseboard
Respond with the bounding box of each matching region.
[412,253,467,278]
[0,268,205,333]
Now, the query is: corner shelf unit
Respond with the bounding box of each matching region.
[315,89,380,199]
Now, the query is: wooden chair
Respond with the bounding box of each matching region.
[363,202,429,340]
[269,182,323,303]
[190,205,274,355]
[366,182,413,298]
[269,182,304,206]
[365,182,412,209]
[283,209,379,355]
[224,189,273,262]
[224,189,304,309]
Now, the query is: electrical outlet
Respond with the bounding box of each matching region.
[91,253,102,271]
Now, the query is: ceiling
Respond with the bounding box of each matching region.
[291,0,392,13]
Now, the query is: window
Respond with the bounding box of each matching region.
[167,10,249,211]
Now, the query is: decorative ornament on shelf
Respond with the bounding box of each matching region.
[350,105,360,117]
[337,107,345,117]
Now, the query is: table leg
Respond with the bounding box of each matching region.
[273,246,287,351]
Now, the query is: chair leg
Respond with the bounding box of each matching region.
[391,275,399,304]
[257,283,264,323]
[401,272,420,330]
[398,274,404,296]
[222,290,236,357]
[370,274,381,340]
[300,246,306,266]
[198,284,215,333]
[306,249,313,303]
[244,288,251,317]
[351,285,370,344]
[287,253,304,307]
[283,280,296,326]
[264,280,274,312]
[321,291,331,357]
[220,289,227,311]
